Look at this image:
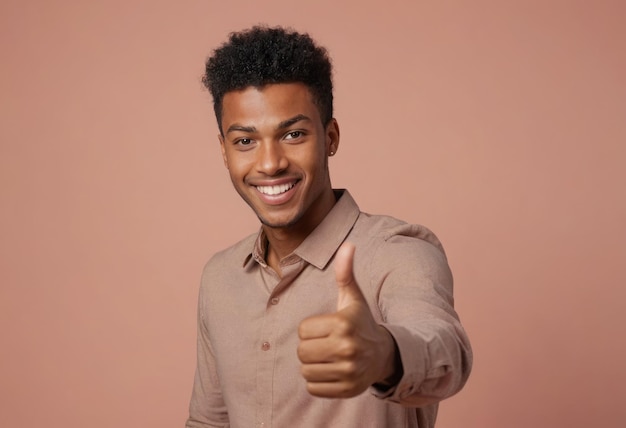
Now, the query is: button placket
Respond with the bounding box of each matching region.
[256,259,306,427]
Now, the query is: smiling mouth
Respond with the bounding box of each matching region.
[255,182,296,196]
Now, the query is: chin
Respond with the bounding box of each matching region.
[256,211,303,229]
[258,216,298,229]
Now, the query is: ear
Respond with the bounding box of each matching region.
[218,134,229,170]
[326,118,340,157]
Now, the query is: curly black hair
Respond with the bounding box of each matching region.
[203,26,333,133]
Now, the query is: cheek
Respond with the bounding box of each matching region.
[303,155,329,183]
[298,142,326,169]
[224,154,252,180]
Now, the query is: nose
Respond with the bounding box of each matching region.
[256,141,288,176]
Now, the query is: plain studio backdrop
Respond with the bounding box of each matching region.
[1,1,624,427]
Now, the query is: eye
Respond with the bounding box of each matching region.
[233,138,255,150]
[284,130,304,140]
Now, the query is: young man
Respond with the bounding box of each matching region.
[186,26,472,428]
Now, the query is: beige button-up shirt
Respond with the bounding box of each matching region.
[186,190,472,428]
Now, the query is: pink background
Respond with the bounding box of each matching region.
[1,1,625,427]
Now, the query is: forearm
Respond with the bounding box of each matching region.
[367,234,473,406]
[373,321,472,407]
[371,325,403,390]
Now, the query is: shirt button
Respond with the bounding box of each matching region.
[261,341,270,351]
[270,297,279,305]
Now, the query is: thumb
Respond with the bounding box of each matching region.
[335,242,366,311]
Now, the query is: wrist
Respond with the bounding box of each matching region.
[374,326,403,388]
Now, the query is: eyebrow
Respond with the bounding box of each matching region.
[277,114,311,129]
[225,124,256,134]
[225,114,312,135]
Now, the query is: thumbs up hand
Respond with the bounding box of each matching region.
[297,243,400,398]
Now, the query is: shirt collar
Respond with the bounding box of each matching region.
[243,189,360,270]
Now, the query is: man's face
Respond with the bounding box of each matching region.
[219,83,339,230]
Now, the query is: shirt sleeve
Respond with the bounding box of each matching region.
[367,226,473,407]
[185,280,231,428]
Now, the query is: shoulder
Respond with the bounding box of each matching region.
[351,213,452,290]
[353,212,447,259]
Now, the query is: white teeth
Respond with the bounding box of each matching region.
[256,182,295,196]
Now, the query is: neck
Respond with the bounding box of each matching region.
[263,227,303,274]
[264,188,337,276]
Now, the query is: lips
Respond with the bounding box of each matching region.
[253,180,299,205]
[256,182,296,195]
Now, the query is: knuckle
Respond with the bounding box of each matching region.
[341,360,358,376]
[334,316,354,335]
[346,361,359,376]
[337,340,358,359]
[337,382,356,398]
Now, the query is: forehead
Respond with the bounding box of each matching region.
[221,83,320,127]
